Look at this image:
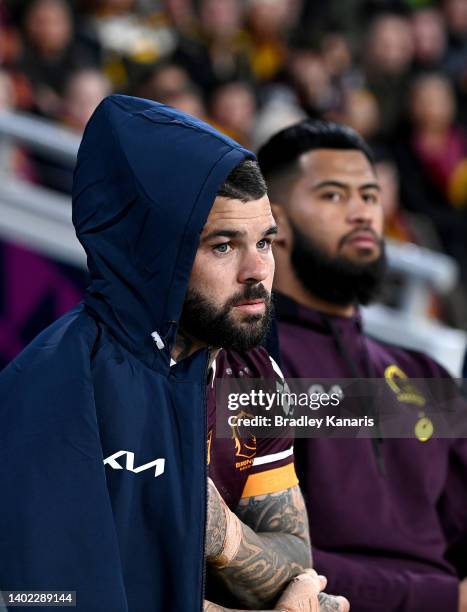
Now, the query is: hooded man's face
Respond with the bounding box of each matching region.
[276,148,386,305]
[181,194,276,352]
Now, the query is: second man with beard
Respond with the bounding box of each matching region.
[258,120,467,612]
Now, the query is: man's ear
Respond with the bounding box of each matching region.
[271,203,292,249]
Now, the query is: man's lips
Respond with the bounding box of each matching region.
[344,231,379,248]
[233,299,266,314]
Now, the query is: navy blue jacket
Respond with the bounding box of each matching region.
[0,95,253,611]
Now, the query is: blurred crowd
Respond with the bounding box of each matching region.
[2,0,467,327]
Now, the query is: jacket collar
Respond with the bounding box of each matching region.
[274,291,363,335]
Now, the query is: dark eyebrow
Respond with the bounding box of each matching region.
[201,229,246,242]
[201,225,278,243]
[360,183,381,191]
[311,180,381,192]
[312,180,349,191]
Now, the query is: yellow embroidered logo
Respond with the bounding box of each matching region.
[384,365,433,442]
[230,410,257,469]
[384,365,426,406]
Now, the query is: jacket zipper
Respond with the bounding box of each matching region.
[322,314,386,476]
[199,351,210,612]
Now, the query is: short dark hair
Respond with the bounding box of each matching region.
[217,159,267,202]
[257,120,374,203]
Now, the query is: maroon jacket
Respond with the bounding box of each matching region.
[276,292,467,612]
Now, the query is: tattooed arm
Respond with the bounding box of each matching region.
[205,478,311,608]
[204,568,331,611]
[205,479,349,610]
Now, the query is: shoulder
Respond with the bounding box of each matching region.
[215,346,284,381]
[0,307,102,448]
[0,306,99,405]
[365,335,452,379]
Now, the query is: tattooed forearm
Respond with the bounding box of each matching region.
[205,479,227,558]
[207,485,312,609]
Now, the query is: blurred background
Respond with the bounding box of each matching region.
[0,0,467,374]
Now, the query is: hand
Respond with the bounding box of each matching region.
[318,592,350,612]
[274,569,325,612]
[459,578,467,612]
[275,570,350,612]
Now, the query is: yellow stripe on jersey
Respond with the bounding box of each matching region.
[241,463,298,499]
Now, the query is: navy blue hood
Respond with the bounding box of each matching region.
[73,94,253,367]
[0,96,256,612]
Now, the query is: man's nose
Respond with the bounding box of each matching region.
[346,195,374,226]
[238,249,269,284]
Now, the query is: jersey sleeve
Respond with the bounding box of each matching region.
[241,355,298,499]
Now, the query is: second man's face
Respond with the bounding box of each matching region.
[288,149,384,263]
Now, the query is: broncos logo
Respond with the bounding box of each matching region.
[230,410,257,460]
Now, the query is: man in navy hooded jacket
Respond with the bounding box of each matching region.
[258,120,467,612]
[0,96,350,612]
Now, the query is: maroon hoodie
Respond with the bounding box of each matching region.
[276,292,467,612]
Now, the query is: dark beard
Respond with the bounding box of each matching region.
[180,284,273,353]
[290,221,387,306]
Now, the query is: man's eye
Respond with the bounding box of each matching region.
[257,239,272,251]
[363,193,379,204]
[321,191,342,202]
[213,243,231,254]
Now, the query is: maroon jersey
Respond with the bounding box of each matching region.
[208,346,297,511]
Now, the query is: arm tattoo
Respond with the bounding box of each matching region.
[208,485,312,609]
[205,479,227,559]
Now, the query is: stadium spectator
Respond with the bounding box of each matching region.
[363,12,414,137]
[411,7,447,71]
[16,0,96,118]
[173,0,252,95]
[286,50,337,118]
[244,0,296,82]
[135,60,207,118]
[408,73,467,208]
[320,28,363,95]
[60,68,111,133]
[160,0,197,36]
[137,60,191,102]
[26,68,111,194]
[393,72,467,281]
[209,80,257,147]
[332,88,381,143]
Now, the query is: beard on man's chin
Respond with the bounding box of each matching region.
[290,222,387,306]
[180,284,273,353]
